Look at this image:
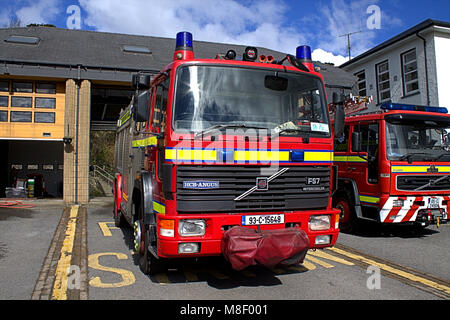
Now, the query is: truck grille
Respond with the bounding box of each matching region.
[176,165,330,213]
[397,175,450,191]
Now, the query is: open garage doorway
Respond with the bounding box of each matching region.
[0,140,63,198]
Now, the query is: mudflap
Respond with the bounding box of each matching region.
[221,227,310,271]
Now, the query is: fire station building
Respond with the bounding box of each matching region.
[0,26,356,204]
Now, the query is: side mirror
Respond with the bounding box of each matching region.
[352,131,362,152]
[332,92,346,138]
[132,74,151,90]
[332,92,346,105]
[334,105,345,138]
[133,90,150,122]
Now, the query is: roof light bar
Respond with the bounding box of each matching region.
[381,102,448,114]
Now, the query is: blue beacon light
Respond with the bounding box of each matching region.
[296,45,314,72]
[296,45,312,61]
[174,31,194,60]
[175,31,193,50]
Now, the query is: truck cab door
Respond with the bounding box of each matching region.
[150,79,169,199]
[351,122,381,220]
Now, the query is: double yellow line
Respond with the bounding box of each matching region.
[52,205,79,300]
[328,245,450,297]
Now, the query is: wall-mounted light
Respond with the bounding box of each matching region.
[63,137,73,145]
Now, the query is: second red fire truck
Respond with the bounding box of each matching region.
[333,102,450,232]
[113,31,345,274]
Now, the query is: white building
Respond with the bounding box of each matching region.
[340,19,450,112]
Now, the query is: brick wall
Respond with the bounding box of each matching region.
[63,79,91,204]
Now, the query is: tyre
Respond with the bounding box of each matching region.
[333,193,357,233]
[135,203,166,275]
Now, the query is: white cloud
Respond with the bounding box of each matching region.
[78,0,306,54]
[312,48,349,67]
[306,0,400,59]
[15,0,61,26]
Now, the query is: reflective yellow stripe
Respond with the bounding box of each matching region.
[304,151,333,162]
[132,136,157,148]
[234,150,290,162]
[332,154,367,162]
[359,195,379,204]
[392,166,450,173]
[118,110,130,127]
[165,148,333,163]
[153,201,165,214]
[169,149,217,161]
[334,155,348,162]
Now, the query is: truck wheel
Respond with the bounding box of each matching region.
[334,195,357,233]
[136,206,166,275]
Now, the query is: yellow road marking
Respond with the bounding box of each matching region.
[154,273,170,284]
[98,221,119,237]
[329,247,450,295]
[311,249,355,266]
[300,260,316,270]
[88,252,136,288]
[52,205,79,300]
[305,255,334,269]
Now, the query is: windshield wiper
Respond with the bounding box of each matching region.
[271,128,307,138]
[433,153,450,162]
[194,124,269,139]
[399,153,434,163]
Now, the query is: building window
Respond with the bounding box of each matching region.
[36,82,56,94]
[11,96,32,108]
[34,112,55,123]
[10,111,32,122]
[12,81,33,93]
[0,110,7,122]
[0,81,9,92]
[402,49,419,95]
[35,97,56,109]
[355,70,367,97]
[0,96,8,107]
[376,61,391,103]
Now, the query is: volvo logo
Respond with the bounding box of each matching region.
[234,168,290,201]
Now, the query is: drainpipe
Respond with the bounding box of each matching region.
[416,32,430,106]
[75,64,81,204]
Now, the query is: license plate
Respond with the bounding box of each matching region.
[428,198,440,209]
[241,214,284,226]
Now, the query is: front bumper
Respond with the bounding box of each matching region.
[380,195,449,224]
[156,209,340,258]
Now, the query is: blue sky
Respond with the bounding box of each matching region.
[1,0,449,65]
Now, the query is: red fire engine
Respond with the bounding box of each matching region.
[333,102,450,232]
[113,32,345,274]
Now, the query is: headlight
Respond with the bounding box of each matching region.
[178,219,206,237]
[309,215,330,231]
[392,199,404,207]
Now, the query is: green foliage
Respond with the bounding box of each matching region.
[90,131,116,169]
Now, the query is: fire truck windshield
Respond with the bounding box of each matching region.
[386,120,450,162]
[172,65,330,137]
